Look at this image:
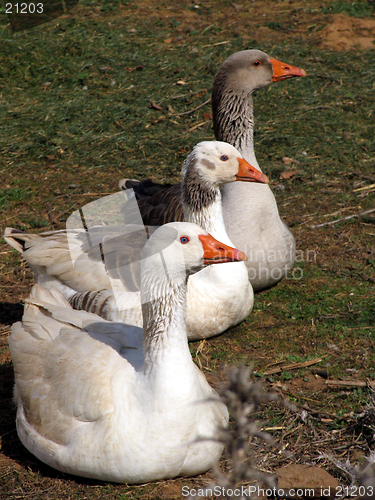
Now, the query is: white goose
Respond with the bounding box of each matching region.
[120,50,306,291]
[9,222,246,483]
[5,141,268,340]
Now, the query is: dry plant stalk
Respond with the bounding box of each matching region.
[320,396,375,499]
[209,366,280,499]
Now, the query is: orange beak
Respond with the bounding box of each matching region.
[269,57,307,82]
[236,157,269,184]
[198,234,247,265]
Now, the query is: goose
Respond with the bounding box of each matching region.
[5,141,269,340]
[119,50,306,291]
[9,222,246,483]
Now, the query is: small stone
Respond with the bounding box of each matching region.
[276,464,340,499]
[282,156,294,165]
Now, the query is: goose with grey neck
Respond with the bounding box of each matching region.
[5,141,268,339]
[9,223,248,483]
[120,50,306,291]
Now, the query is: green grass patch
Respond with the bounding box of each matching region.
[0,187,31,208]
[321,1,375,17]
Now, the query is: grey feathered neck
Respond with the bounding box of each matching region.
[181,154,217,212]
[212,89,254,155]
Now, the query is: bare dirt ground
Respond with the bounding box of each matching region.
[1,1,375,499]
[320,12,375,50]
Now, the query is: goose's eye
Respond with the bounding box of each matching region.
[180,236,190,244]
[253,61,261,67]
[220,155,229,161]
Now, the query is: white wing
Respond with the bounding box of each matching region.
[10,285,143,447]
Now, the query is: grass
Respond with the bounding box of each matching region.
[1,0,375,498]
[321,1,375,17]
[0,187,31,209]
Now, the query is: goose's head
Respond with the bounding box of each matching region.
[213,49,306,95]
[141,222,247,295]
[184,141,269,187]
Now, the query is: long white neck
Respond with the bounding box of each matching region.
[141,263,191,376]
[181,157,234,247]
[183,187,233,247]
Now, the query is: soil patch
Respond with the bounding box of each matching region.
[319,13,375,51]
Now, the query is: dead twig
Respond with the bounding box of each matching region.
[54,205,77,222]
[353,183,375,192]
[45,201,55,226]
[358,188,375,198]
[326,380,375,389]
[202,40,231,48]
[263,358,322,376]
[187,120,208,132]
[310,208,375,228]
[176,98,211,117]
[346,172,375,183]
[70,192,115,196]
